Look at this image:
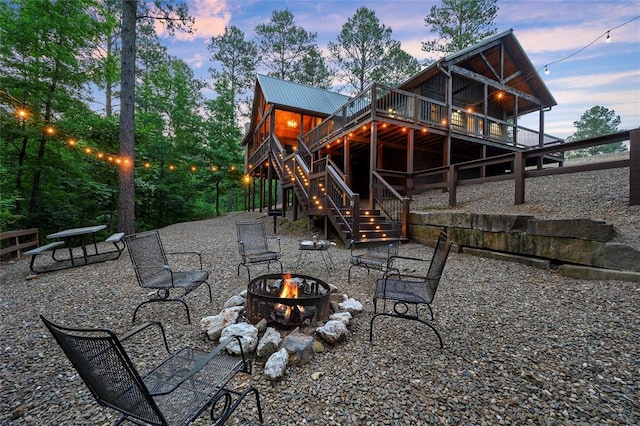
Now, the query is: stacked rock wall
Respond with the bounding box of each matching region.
[409,212,640,280]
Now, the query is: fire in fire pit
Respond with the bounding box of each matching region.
[246,273,331,328]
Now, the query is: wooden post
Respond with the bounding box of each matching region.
[630,128,639,205]
[369,121,378,209]
[407,129,414,199]
[514,151,525,205]
[447,164,457,206]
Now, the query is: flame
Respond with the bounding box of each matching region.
[279,274,299,299]
[275,274,305,323]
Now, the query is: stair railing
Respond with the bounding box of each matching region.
[323,158,359,244]
[371,170,409,239]
[269,135,285,179]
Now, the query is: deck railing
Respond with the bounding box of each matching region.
[298,83,562,154]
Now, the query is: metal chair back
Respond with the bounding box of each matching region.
[237,222,270,256]
[124,230,211,324]
[236,222,283,280]
[370,228,452,348]
[41,316,165,424]
[125,230,170,290]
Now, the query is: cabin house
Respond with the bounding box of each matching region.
[241,29,563,245]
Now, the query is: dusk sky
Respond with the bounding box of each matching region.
[155,0,639,140]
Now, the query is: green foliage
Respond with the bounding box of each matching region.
[422,0,499,62]
[566,106,626,157]
[255,8,328,86]
[328,7,416,93]
[208,25,259,102]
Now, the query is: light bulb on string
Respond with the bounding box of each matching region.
[606,31,611,43]
[544,65,549,75]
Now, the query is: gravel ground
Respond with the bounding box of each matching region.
[1,169,639,425]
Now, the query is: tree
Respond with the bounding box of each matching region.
[254,9,320,82]
[118,0,193,235]
[372,45,422,87]
[328,7,412,93]
[208,25,258,109]
[0,0,105,223]
[567,106,626,157]
[422,0,498,62]
[290,46,333,89]
[204,77,244,216]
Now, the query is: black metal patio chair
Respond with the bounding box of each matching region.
[236,222,283,281]
[370,228,452,348]
[41,316,263,426]
[124,230,212,324]
[347,239,400,285]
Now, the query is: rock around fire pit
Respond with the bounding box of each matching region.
[200,275,364,380]
[246,273,331,328]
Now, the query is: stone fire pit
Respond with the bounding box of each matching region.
[200,276,363,380]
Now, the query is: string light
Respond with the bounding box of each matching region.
[541,15,638,75]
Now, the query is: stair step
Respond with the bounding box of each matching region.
[354,230,401,240]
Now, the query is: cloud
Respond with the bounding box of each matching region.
[157,0,231,41]
[184,52,206,69]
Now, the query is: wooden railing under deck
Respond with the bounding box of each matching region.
[371,171,409,239]
[410,128,638,206]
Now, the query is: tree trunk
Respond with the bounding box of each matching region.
[118,0,136,235]
[28,97,54,218]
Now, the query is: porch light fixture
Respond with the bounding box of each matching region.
[286,119,297,128]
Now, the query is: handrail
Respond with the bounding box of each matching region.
[296,135,313,171]
[324,160,359,241]
[371,171,408,238]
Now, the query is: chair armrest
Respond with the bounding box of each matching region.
[149,335,246,397]
[166,251,203,270]
[119,321,171,354]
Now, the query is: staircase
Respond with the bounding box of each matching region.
[257,136,407,246]
[334,208,402,244]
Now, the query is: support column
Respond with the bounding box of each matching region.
[630,128,639,205]
[344,137,351,186]
[407,129,414,199]
[369,121,378,209]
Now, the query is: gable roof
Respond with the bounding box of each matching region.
[399,29,557,115]
[256,74,350,115]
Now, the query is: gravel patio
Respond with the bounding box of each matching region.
[1,168,638,425]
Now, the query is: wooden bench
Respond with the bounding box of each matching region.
[24,241,66,274]
[0,228,39,260]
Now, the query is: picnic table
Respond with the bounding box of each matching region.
[24,225,125,274]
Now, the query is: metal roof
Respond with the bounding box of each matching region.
[257,74,350,115]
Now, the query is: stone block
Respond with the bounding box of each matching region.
[461,247,551,270]
[526,218,614,242]
[408,223,443,245]
[450,227,608,267]
[603,242,640,272]
[472,214,533,232]
[410,211,473,228]
[558,264,640,282]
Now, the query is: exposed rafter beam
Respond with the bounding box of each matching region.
[480,52,500,80]
[449,65,541,104]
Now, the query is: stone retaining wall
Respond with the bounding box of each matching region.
[409,212,640,277]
